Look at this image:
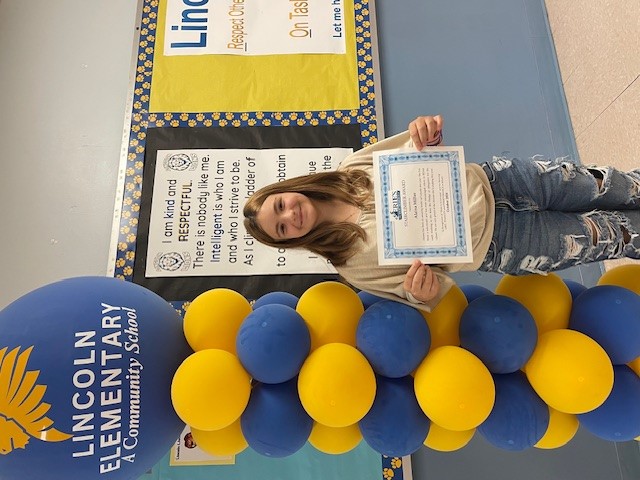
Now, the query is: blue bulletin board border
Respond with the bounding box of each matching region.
[109,1,407,479]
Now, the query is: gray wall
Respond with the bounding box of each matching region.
[374,1,639,478]
[0,0,137,309]
[1,0,638,479]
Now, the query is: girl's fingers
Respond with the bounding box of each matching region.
[409,116,444,150]
[404,260,422,291]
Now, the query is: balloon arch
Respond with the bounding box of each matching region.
[1,265,640,480]
[172,264,640,457]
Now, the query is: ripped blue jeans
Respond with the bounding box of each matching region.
[479,157,640,275]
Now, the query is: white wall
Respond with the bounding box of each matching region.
[0,0,138,308]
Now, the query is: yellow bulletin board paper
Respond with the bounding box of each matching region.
[151,0,360,113]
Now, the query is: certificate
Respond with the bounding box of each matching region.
[372,147,473,265]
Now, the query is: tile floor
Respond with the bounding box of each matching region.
[545,0,640,269]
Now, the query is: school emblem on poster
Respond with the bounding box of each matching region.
[153,252,192,273]
[163,153,199,172]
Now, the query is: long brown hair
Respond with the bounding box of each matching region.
[243,169,372,266]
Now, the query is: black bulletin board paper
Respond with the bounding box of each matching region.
[134,123,363,302]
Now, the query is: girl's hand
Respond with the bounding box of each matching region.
[403,259,441,302]
[408,115,444,151]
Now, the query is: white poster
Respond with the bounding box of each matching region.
[146,148,352,277]
[164,0,346,56]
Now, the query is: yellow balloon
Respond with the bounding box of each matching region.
[183,288,252,353]
[424,423,475,452]
[534,407,579,449]
[495,273,571,333]
[298,343,376,427]
[628,356,640,376]
[414,346,495,431]
[597,264,640,295]
[309,422,362,454]
[525,329,613,414]
[420,284,468,349]
[171,349,251,431]
[191,419,248,456]
[296,282,364,350]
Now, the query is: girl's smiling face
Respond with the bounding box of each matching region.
[256,192,319,240]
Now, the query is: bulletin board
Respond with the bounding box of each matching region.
[107,1,408,479]
[108,0,383,301]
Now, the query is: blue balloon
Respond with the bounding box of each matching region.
[563,279,588,301]
[241,379,313,457]
[478,372,549,451]
[356,300,430,378]
[357,291,386,309]
[459,295,538,373]
[0,276,191,480]
[460,284,493,303]
[359,376,430,456]
[578,365,640,441]
[237,304,311,384]
[253,291,299,310]
[570,285,640,364]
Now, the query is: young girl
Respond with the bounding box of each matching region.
[243,115,640,311]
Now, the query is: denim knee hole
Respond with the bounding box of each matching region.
[586,167,608,194]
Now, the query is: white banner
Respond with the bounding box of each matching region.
[146,148,353,277]
[164,0,346,56]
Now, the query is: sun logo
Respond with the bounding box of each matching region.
[0,346,72,455]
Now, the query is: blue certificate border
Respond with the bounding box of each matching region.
[377,150,469,260]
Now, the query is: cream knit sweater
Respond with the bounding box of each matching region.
[335,131,496,312]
